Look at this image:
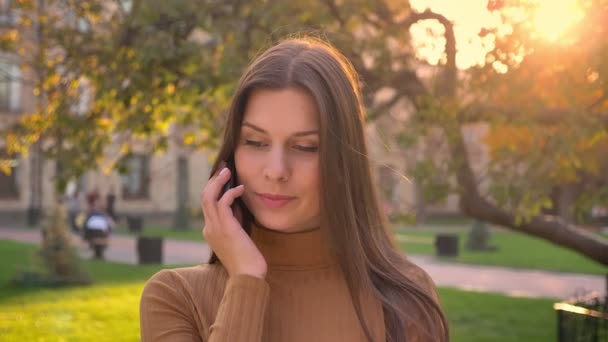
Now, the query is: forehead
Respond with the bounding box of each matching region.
[242,88,320,133]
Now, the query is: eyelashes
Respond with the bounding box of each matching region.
[244,139,318,153]
[244,139,264,148]
[295,145,319,153]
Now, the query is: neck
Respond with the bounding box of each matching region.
[250,223,337,270]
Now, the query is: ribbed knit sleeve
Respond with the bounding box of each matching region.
[209,274,270,340]
[140,269,270,342]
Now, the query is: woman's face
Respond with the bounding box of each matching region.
[234,87,321,233]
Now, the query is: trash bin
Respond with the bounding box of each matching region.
[435,234,459,257]
[554,290,607,342]
[137,236,163,264]
[126,216,143,234]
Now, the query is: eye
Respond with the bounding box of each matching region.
[244,139,266,148]
[294,145,318,153]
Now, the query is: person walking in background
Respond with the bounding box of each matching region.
[83,190,115,259]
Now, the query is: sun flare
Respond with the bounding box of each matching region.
[409,0,588,69]
[532,0,584,41]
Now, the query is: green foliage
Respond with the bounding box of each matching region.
[1,0,228,191]
[412,159,452,203]
[391,0,608,228]
[468,0,608,221]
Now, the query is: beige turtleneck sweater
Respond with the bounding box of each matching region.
[139,225,439,341]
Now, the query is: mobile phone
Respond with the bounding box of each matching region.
[221,157,238,197]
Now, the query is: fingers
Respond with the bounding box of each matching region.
[202,181,244,241]
[204,161,228,194]
[201,162,230,226]
[214,160,227,176]
[217,185,245,220]
[201,167,231,212]
[218,184,245,206]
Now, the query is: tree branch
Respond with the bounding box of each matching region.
[450,120,608,265]
[362,9,457,122]
[400,9,456,97]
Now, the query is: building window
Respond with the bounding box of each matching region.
[0,58,20,112]
[0,0,16,26]
[0,149,19,199]
[121,154,150,199]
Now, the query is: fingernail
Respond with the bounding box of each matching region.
[220,167,228,176]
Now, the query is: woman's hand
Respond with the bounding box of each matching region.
[201,165,267,279]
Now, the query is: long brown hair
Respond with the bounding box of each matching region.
[208,36,449,342]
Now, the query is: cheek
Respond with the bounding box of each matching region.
[301,160,320,198]
[234,149,256,184]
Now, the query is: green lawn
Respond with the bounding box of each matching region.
[0,240,559,341]
[0,240,171,341]
[114,224,204,241]
[439,287,556,342]
[397,229,608,275]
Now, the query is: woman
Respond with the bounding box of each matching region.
[140,37,449,342]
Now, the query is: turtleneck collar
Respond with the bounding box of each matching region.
[250,223,337,270]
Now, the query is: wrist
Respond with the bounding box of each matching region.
[233,267,267,280]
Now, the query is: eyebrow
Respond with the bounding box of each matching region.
[242,122,319,137]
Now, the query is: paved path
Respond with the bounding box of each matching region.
[0,228,211,265]
[1,227,605,300]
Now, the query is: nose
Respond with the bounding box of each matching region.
[263,148,290,183]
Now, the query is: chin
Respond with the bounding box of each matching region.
[242,198,292,231]
[253,214,294,232]
[253,212,319,233]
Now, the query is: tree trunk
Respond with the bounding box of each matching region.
[28,0,47,227]
[173,155,190,230]
[27,141,43,226]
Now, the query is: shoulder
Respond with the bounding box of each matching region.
[144,263,229,289]
[141,263,229,305]
[140,264,230,339]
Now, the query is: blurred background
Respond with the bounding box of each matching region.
[0,0,606,341]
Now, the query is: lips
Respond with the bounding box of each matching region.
[256,193,295,209]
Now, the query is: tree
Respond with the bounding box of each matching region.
[399,0,608,265]
[1,0,226,228]
[2,0,606,264]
